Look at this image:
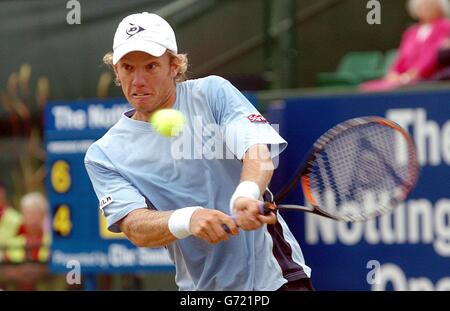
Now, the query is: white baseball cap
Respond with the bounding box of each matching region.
[112,12,178,64]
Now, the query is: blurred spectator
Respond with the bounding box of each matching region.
[0,182,22,261]
[6,192,51,264]
[430,37,450,79]
[2,192,51,290]
[360,0,450,91]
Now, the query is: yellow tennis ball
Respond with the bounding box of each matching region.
[149,108,186,137]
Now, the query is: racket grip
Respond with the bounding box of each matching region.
[222,215,237,234]
[259,202,275,215]
[223,203,275,233]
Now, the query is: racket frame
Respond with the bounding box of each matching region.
[268,116,420,222]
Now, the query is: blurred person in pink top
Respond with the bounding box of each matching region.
[361,0,450,92]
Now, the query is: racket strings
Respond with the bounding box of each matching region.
[307,122,415,221]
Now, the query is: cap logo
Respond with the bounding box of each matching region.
[126,23,145,39]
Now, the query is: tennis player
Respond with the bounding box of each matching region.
[84,12,312,291]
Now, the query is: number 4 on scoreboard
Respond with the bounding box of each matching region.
[52,204,72,237]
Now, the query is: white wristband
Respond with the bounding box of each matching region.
[168,206,203,239]
[229,181,261,214]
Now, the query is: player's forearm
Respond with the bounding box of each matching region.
[241,144,274,194]
[119,208,177,247]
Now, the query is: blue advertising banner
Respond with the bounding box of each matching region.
[266,89,450,290]
[44,98,175,273]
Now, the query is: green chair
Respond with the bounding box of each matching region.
[382,49,398,73]
[360,49,398,81]
[317,51,384,87]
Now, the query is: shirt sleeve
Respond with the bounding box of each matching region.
[84,159,148,233]
[205,76,287,160]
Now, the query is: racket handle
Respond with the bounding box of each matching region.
[223,203,276,233]
[259,202,276,215]
[222,215,237,234]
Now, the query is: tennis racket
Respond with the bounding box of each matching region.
[232,116,420,224]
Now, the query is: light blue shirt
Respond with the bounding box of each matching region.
[84,75,311,290]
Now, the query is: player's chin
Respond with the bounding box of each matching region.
[130,100,156,114]
[131,95,153,106]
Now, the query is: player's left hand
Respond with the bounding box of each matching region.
[232,197,277,231]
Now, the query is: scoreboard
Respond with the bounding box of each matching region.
[45,98,174,273]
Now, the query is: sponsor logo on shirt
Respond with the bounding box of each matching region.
[99,195,113,210]
[247,114,268,123]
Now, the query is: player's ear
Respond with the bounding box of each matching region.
[169,54,180,78]
[170,63,179,78]
[112,65,121,86]
[172,66,178,78]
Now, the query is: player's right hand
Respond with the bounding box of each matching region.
[232,197,277,231]
[189,208,239,244]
